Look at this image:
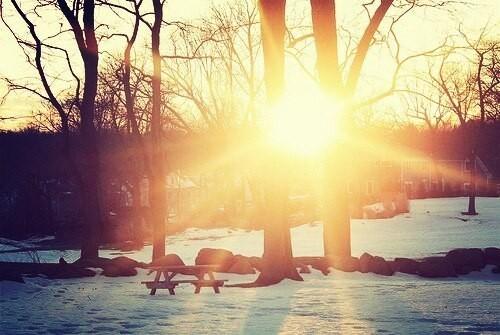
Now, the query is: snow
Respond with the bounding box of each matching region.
[1,197,499,334]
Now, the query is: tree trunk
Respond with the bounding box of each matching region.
[79,57,101,259]
[310,0,342,95]
[465,151,478,215]
[309,0,351,257]
[256,0,302,285]
[79,1,101,259]
[322,149,351,256]
[150,0,166,261]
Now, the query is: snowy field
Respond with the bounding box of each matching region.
[1,197,499,334]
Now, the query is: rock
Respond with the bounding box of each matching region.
[103,265,137,277]
[359,253,394,275]
[492,266,500,274]
[484,247,500,265]
[391,258,419,274]
[195,248,235,271]
[330,256,360,273]
[226,256,255,275]
[46,265,96,279]
[111,256,141,269]
[299,265,311,274]
[370,256,394,276]
[418,257,457,278]
[445,248,485,273]
[151,254,185,267]
[310,258,330,275]
[0,272,25,283]
[72,257,113,269]
[359,253,373,273]
[248,256,264,272]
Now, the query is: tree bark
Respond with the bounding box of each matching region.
[256,0,302,285]
[150,0,166,260]
[309,0,351,257]
[310,0,342,95]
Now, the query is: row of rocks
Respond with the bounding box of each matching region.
[190,247,500,279]
[302,247,500,278]
[3,246,498,283]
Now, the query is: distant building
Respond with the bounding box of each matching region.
[349,154,498,201]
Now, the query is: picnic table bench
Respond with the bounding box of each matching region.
[142,265,227,295]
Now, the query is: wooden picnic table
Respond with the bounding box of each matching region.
[141,265,227,295]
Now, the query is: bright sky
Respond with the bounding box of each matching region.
[0,0,498,130]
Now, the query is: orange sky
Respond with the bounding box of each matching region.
[0,0,498,130]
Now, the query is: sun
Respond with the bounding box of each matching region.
[265,86,341,156]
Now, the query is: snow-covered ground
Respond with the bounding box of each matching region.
[1,197,499,334]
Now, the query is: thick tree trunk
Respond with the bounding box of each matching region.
[309,0,351,257]
[322,149,351,256]
[79,56,101,259]
[150,0,166,261]
[79,1,101,259]
[310,0,342,95]
[256,0,302,285]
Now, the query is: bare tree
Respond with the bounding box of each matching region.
[2,0,102,259]
[255,0,302,285]
[306,0,463,257]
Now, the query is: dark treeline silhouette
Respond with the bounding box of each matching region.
[1,121,498,240]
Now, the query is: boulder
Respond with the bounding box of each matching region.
[445,248,485,273]
[355,253,393,275]
[330,256,360,273]
[0,272,25,283]
[195,248,235,271]
[226,256,256,275]
[310,258,330,275]
[111,256,142,269]
[391,258,419,275]
[46,264,96,279]
[370,256,394,276]
[151,254,185,267]
[484,247,500,265]
[248,256,264,272]
[359,253,374,273]
[95,256,142,277]
[72,257,113,269]
[418,257,457,278]
[102,264,137,277]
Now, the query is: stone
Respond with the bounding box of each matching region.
[0,272,25,283]
[484,247,500,265]
[102,264,137,277]
[46,265,96,279]
[445,248,485,273]
[392,258,419,274]
[330,256,360,273]
[111,256,141,269]
[226,256,256,275]
[359,253,374,273]
[357,253,393,275]
[418,257,457,278]
[195,248,235,271]
[248,256,264,272]
[370,256,394,276]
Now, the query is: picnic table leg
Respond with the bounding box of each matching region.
[207,271,220,294]
[150,271,162,295]
[164,271,176,295]
[194,285,201,294]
